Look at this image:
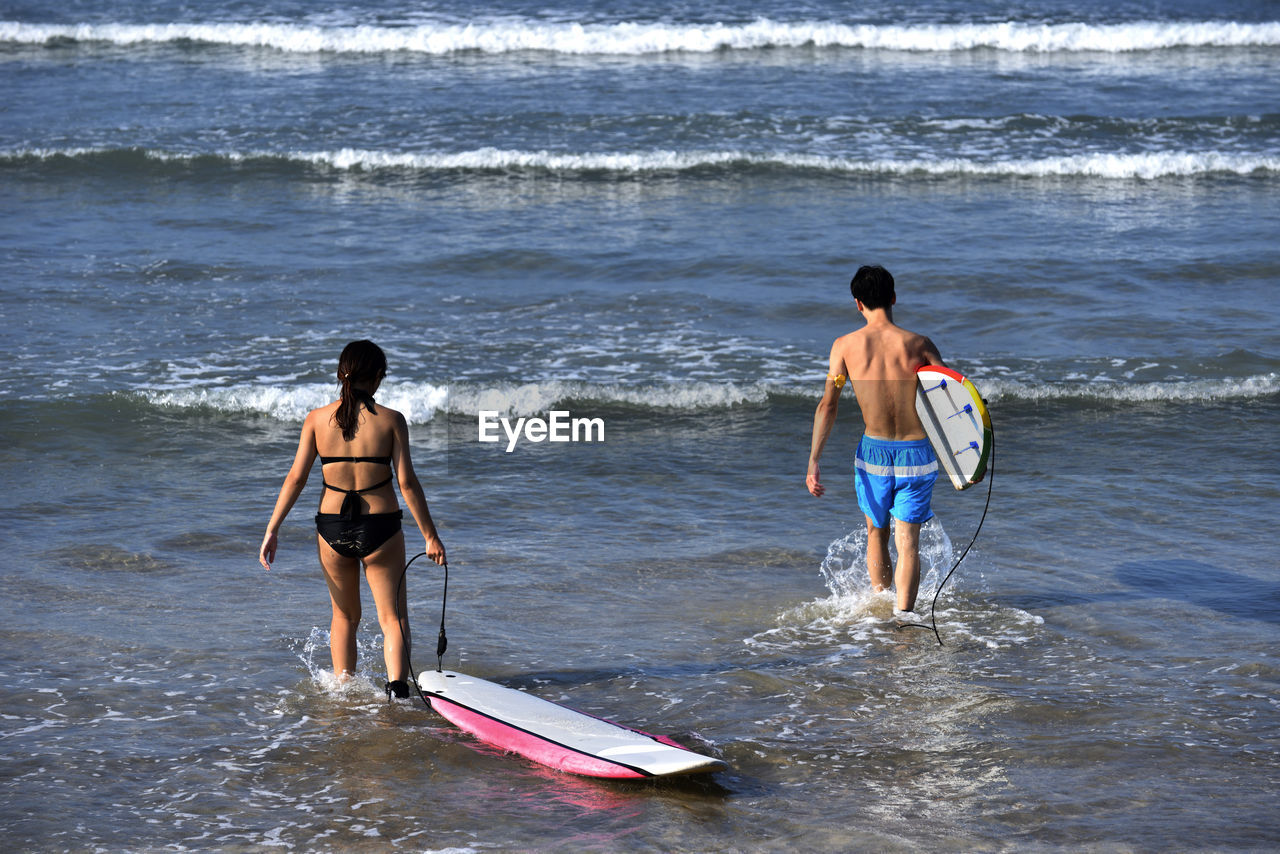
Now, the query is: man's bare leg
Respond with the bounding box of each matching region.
[894,520,922,612]
[865,515,893,594]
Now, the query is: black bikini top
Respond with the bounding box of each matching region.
[320,455,391,466]
[320,455,393,519]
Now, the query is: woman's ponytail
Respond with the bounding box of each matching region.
[333,340,387,441]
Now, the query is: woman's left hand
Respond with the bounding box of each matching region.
[424,534,446,566]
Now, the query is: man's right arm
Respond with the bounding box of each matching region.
[807,343,846,497]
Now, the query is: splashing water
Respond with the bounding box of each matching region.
[291,626,393,700]
[746,520,959,654]
[791,519,1039,650]
[818,519,954,606]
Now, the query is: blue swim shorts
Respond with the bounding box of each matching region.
[854,436,939,529]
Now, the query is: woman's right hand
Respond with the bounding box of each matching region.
[259,531,278,571]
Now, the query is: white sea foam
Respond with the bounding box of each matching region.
[142,381,450,422]
[746,521,968,653]
[139,379,772,421]
[7,146,1277,179]
[133,371,1278,420]
[287,148,1280,179]
[983,372,1280,403]
[3,19,1278,55]
[746,523,1042,653]
[448,379,771,415]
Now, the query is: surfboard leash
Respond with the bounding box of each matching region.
[396,552,449,709]
[896,427,995,646]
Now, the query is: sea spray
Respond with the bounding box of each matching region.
[294,626,392,700]
[818,520,952,605]
[745,520,955,654]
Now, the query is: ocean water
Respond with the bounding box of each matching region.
[2,0,1278,850]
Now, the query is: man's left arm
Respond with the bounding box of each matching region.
[920,335,944,367]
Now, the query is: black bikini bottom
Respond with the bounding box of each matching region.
[315,510,403,559]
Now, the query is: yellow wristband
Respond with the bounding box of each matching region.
[827,373,846,388]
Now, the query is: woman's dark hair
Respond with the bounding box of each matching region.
[334,340,387,441]
[850,265,895,310]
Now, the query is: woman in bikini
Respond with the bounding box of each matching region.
[259,340,446,698]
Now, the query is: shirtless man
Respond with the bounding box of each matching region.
[806,265,943,617]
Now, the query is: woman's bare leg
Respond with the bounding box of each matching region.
[363,530,410,683]
[317,537,362,679]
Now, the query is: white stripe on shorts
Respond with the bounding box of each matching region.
[855,458,939,478]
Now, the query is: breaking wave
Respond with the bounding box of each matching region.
[137,379,774,421]
[5,146,1277,180]
[3,19,1279,56]
[131,372,1279,422]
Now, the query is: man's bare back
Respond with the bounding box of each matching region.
[832,318,942,440]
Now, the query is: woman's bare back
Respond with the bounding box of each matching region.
[311,400,400,515]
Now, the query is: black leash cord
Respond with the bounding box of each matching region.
[896,428,995,646]
[396,552,448,709]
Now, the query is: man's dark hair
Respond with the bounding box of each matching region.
[850,265,895,310]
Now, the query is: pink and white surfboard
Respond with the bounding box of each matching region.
[417,670,729,779]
